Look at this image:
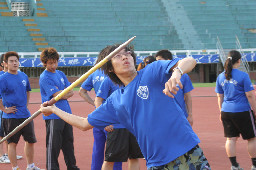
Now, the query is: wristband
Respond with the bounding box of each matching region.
[173,66,183,75]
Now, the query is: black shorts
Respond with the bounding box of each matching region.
[0,111,4,137]
[3,118,37,144]
[221,110,256,139]
[105,128,144,162]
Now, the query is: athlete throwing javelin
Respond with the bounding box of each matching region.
[40,44,211,169]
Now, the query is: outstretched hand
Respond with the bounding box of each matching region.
[40,102,55,116]
[163,69,183,98]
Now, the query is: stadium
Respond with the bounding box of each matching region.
[0,0,256,88]
[0,0,256,169]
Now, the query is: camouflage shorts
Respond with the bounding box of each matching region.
[148,145,211,170]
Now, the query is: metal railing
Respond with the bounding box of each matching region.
[0,49,256,59]
[216,36,226,66]
[236,35,249,74]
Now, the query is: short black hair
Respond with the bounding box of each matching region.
[155,50,173,60]
[101,44,136,86]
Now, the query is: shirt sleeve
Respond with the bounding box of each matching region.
[87,98,120,129]
[81,74,93,91]
[96,78,110,99]
[243,73,254,92]
[25,74,31,92]
[182,74,194,94]
[40,78,60,98]
[148,59,180,84]
[0,78,6,97]
[215,75,224,94]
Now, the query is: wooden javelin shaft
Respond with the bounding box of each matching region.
[0,36,136,144]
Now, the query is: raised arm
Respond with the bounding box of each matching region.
[163,57,196,98]
[79,87,95,107]
[40,104,93,131]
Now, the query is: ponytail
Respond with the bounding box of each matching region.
[224,50,241,80]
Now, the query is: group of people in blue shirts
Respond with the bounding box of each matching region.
[0,44,256,170]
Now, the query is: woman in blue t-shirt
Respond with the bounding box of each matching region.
[215,50,256,170]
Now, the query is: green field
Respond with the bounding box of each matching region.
[192,83,216,87]
[31,87,81,93]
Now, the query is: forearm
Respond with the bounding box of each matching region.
[52,90,74,100]
[53,107,93,131]
[79,89,95,106]
[95,97,104,108]
[0,100,5,111]
[184,93,192,116]
[61,90,74,100]
[246,91,256,113]
[217,94,223,112]
[176,57,197,74]
[27,91,30,107]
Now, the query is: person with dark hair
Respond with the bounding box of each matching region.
[155,49,194,126]
[79,46,122,170]
[40,44,211,169]
[215,50,256,170]
[155,49,173,60]
[0,54,23,164]
[95,76,143,170]
[0,51,40,170]
[0,53,9,164]
[137,55,156,71]
[39,48,79,170]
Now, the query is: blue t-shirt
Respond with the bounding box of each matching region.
[0,71,31,118]
[174,74,194,117]
[88,59,200,168]
[81,69,106,94]
[215,69,253,112]
[0,71,5,126]
[96,77,125,129]
[39,70,72,120]
[0,71,5,99]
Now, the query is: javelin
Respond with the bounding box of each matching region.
[0,36,136,144]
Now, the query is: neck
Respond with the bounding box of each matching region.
[8,70,18,74]
[118,70,137,86]
[46,68,56,73]
[233,63,240,69]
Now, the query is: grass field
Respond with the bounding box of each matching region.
[192,82,216,87]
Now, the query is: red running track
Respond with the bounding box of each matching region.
[0,87,252,169]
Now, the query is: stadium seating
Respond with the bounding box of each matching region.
[0,0,255,52]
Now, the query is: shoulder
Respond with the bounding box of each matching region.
[39,70,48,79]
[0,73,7,81]
[56,70,65,76]
[18,71,28,76]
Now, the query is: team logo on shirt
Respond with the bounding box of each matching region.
[93,76,105,85]
[22,80,26,87]
[61,78,65,85]
[221,79,238,86]
[137,86,149,99]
